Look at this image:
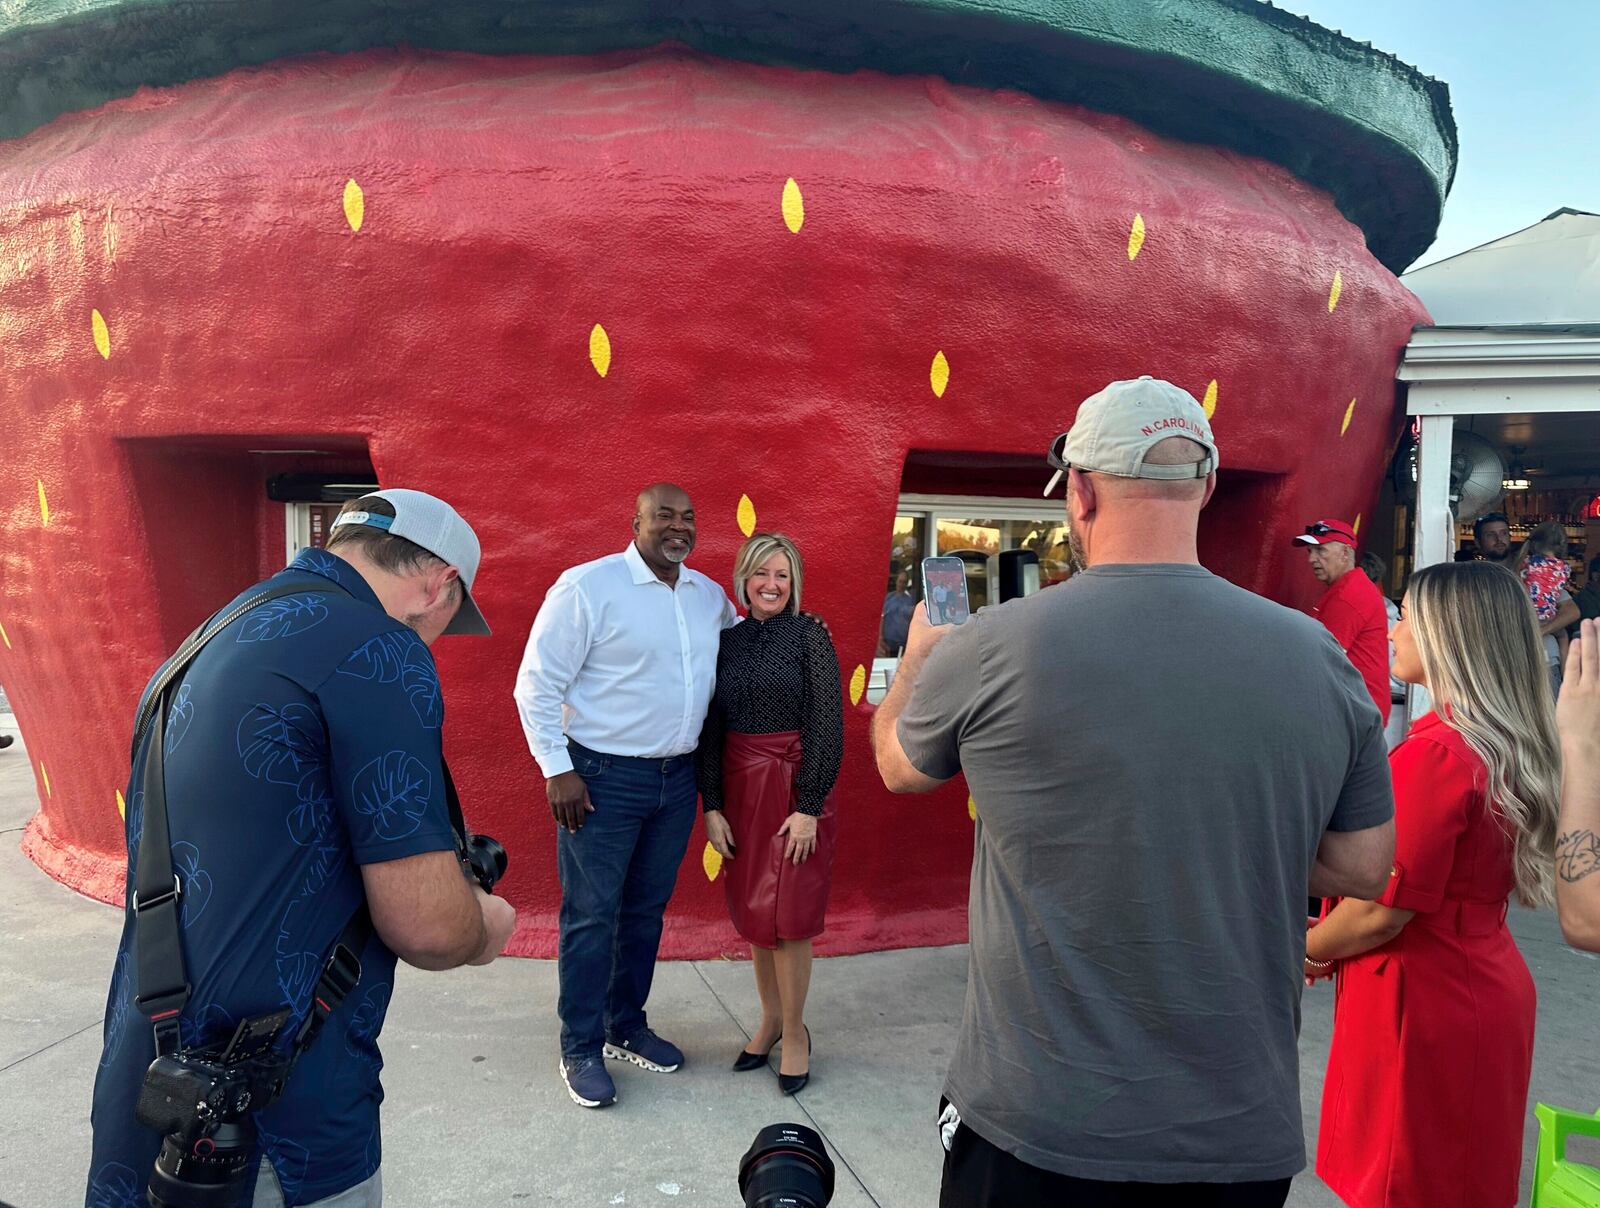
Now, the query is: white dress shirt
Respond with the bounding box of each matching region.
[514,543,738,777]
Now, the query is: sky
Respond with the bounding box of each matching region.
[1275,0,1600,269]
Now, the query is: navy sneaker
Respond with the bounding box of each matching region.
[559,1056,617,1108]
[604,1028,684,1073]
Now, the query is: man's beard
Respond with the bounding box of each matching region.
[662,545,690,564]
[1066,521,1087,574]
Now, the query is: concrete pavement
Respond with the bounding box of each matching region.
[2,713,1597,1206]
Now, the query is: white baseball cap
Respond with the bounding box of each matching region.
[331,488,490,636]
[1044,376,1219,496]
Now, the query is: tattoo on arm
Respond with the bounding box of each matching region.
[1557,830,1600,883]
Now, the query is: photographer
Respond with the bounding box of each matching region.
[87,490,515,1208]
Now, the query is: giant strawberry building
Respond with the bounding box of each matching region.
[0,1,1453,956]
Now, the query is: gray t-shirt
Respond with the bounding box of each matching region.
[898,563,1392,1183]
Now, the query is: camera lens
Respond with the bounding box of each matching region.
[466,833,508,893]
[738,1123,834,1208]
[147,1119,258,1208]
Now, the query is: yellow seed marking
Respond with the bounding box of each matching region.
[967,795,977,821]
[343,179,365,232]
[703,841,723,882]
[589,324,612,377]
[737,494,757,538]
[849,664,866,707]
[930,351,950,398]
[37,479,49,526]
[117,789,126,819]
[1201,379,1218,420]
[1328,271,1343,313]
[1354,513,1363,536]
[91,308,110,359]
[782,177,805,234]
[1341,398,1356,436]
[40,762,51,797]
[1127,213,1146,260]
[0,621,9,649]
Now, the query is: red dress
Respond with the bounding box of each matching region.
[721,730,838,948]
[1316,711,1536,1208]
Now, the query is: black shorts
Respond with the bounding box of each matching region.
[938,1106,1292,1208]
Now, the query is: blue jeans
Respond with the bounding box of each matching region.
[254,1163,381,1206]
[556,740,697,1060]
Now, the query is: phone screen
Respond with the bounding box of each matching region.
[921,556,971,626]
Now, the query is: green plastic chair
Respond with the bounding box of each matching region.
[1534,1103,1600,1208]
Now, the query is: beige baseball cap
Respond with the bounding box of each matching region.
[1044,376,1219,496]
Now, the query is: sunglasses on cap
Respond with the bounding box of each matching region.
[1042,433,1076,497]
[1303,523,1347,538]
[1046,432,1071,474]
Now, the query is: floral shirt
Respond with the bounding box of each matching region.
[1521,554,1570,621]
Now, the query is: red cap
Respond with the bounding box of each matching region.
[1292,519,1357,549]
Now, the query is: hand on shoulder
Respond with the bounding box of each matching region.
[797,610,835,642]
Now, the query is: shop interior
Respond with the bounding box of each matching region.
[1382,412,1600,594]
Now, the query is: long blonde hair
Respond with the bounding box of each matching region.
[732,532,803,615]
[1407,561,1561,907]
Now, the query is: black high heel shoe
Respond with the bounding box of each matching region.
[778,1026,811,1095]
[733,1034,779,1072]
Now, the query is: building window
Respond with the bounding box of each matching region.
[869,495,1072,702]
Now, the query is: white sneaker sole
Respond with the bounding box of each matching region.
[603,1042,681,1073]
[559,1060,617,1108]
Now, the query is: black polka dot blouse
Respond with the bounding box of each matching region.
[696,612,844,816]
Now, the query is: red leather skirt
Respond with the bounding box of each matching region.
[722,730,837,949]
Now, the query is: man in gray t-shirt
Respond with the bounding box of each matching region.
[872,378,1395,1208]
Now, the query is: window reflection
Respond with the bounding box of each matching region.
[869,502,1073,702]
[878,514,922,657]
[1006,519,1072,587]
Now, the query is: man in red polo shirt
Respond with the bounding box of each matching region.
[1294,519,1391,726]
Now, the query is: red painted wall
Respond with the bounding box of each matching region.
[0,45,1426,957]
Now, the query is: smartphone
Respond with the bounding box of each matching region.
[921,556,971,626]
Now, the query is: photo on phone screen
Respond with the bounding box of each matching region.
[921,556,971,626]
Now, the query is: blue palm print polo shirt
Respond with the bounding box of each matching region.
[87,548,458,1207]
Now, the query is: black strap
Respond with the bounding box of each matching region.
[442,759,469,855]
[130,580,330,762]
[289,907,375,1057]
[132,583,349,1055]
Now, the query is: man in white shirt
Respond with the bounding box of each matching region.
[514,483,737,1109]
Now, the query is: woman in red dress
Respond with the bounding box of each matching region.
[698,533,843,1094]
[1307,560,1562,1208]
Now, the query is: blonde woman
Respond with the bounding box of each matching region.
[697,533,843,1094]
[1308,561,1561,1208]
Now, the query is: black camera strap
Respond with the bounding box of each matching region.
[442,760,470,861]
[131,582,372,1059]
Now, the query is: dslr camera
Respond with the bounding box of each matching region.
[135,1009,294,1207]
